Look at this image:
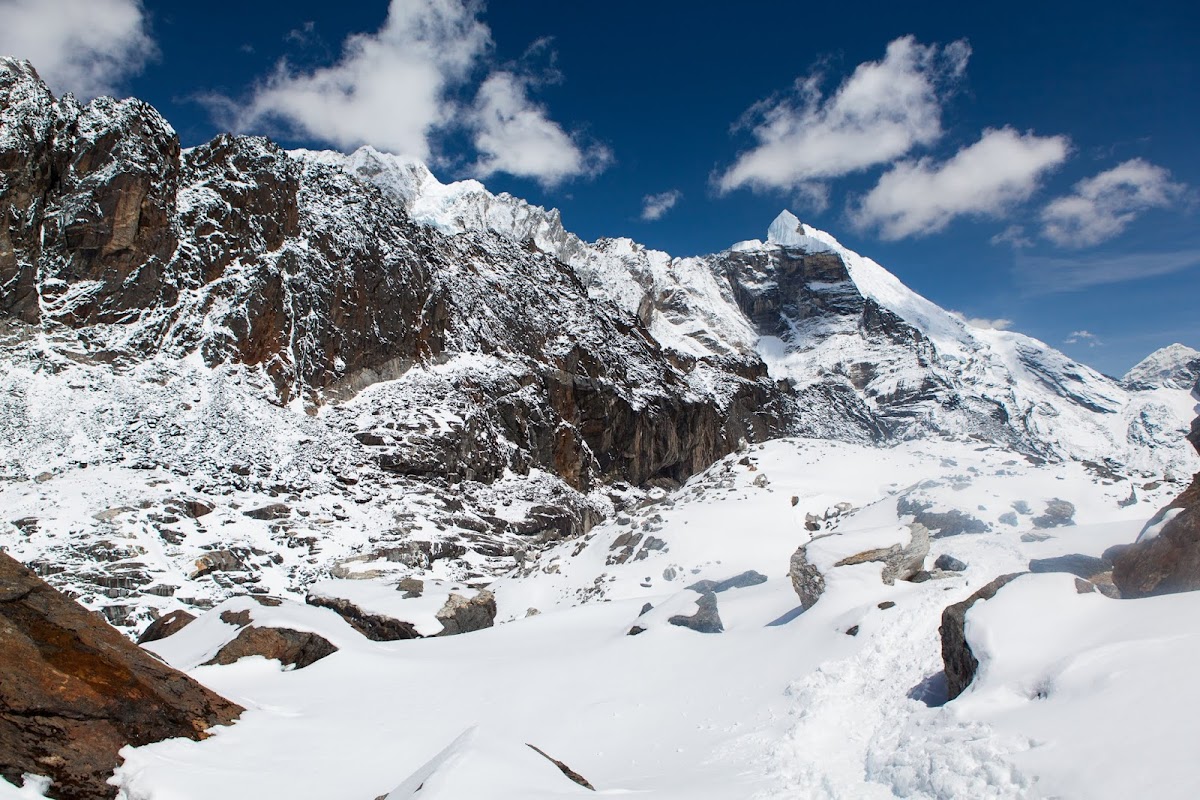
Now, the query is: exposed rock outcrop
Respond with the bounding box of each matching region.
[136,609,196,645]
[0,553,241,799]
[435,591,497,636]
[789,545,826,610]
[203,625,338,670]
[1113,473,1200,598]
[833,523,930,584]
[667,591,724,633]
[940,573,1024,701]
[305,595,421,642]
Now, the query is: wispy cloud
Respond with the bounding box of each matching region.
[1041,159,1187,247]
[990,224,1034,249]
[640,190,682,221]
[0,0,156,99]
[1016,248,1200,294]
[850,127,1069,240]
[715,36,970,202]
[1065,330,1102,347]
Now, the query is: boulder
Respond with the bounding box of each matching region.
[1032,499,1076,529]
[435,590,497,636]
[834,523,930,584]
[667,592,724,633]
[0,552,241,799]
[1113,473,1200,598]
[934,554,967,572]
[203,626,338,670]
[940,573,1024,701]
[305,594,421,641]
[788,544,826,610]
[136,609,196,645]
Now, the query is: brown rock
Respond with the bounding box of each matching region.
[940,573,1024,701]
[203,626,338,670]
[1113,473,1200,598]
[136,609,196,645]
[525,744,595,791]
[0,552,241,799]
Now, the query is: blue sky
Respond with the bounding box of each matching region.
[2,0,1196,375]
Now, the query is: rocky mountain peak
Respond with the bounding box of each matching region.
[1122,343,1200,391]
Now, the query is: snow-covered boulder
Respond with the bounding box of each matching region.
[306,579,496,639]
[939,572,1024,700]
[789,523,930,609]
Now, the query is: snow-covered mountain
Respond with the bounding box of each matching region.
[5,55,1200,800]
[1,56,1197,636]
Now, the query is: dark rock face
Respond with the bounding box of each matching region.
[940,573,1023,701]
[1113,473,1200,598]
[668,591,724,633]
[435,591,497,636]
[305,594,421,641]
[0,552,242,799]
[203,626,338,670]
[0,58,791,492]
[136,609,196,645]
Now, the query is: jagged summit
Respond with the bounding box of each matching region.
[1123,343,1200,391]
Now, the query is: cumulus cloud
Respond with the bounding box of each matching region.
[1041,159,1186,247]
[850,127,1069,239]
[468,70,610,187]
[640,190,682,221]
[227,0,490,162]
[716,36,970,197]
[221,0,605,186]
[1015,248,1200,294]
[1065,330,1102,347]
[968,317,1014,331]
[0,0,156,98]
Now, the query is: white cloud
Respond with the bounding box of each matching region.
[640,190,682,221]
[990,224,1033,249]
[1015,248,1200,294]
[716,36,970,197]
[1041,159,1186,247]
[850,127,1069,240]
[968,317,1014,331]
[229,0,491,161]
[949,310,1014,331]
[0,0,155,99]
[468,70,610,188]
[1065,330,1102,347]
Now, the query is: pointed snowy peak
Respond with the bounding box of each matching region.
[1123,343,1200,391]
[765,210,835,253]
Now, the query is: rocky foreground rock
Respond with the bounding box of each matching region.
[0,553,241,799]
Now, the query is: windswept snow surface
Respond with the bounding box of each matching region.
[113,439,1197,799]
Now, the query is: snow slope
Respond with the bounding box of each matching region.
[102,437,1197,800]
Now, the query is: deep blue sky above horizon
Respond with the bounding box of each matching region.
[2,0,1197,375]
